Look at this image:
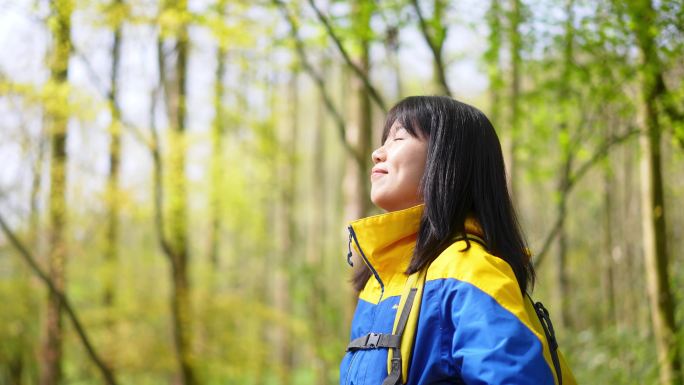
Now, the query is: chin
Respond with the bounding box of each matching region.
[371,197,397,212]
[370,195,389,211]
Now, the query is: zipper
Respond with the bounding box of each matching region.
[344,225,386,385]
[348,225,384,295]
[347,231,354,266]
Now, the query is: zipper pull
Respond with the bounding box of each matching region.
[347,226,354,267]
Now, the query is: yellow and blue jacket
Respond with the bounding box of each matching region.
[340,204,576,385]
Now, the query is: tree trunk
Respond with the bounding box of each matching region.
[345,0,373,263]
[485,0,503,130]
[507,0,522,200]
[430,0,449,96]
[555,191,571,328]
[30,131,47,231]
[601,163,617,329]
[630,1,682,384]
[255,64,280,385]
[384,26,402,99]
[41,1,73,384]
[622,137,642,332]
[100,0,124,372]
[356,45,372,221]
[168,38,197,385]
[554,0,574,330]
[157,1,198,383]
[639,103,681,385]
[347,1,373,223]
[601,121,617,329]
[307,60,331,385]
[208,1,227,273]
[22,107,46,385]
[274,69,299,385]
[103,0,123,311]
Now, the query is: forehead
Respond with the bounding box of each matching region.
[388,121,405,134]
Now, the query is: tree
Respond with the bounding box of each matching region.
[345,0,375,221]
[41,0,73,383]
[273,66,300,385]
[0,215,118,385]
[103,0,123,312]
[208,0,227,272]
[305,58,333,385]
[276,0,379,297]
[411,0,451,96]
[507,0,522,200]
[627,1,682,383]
[154,1,198,383]
[485,0,504,129]
[553,0,575,329]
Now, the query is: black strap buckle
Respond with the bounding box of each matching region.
[346,332,398,351]
[390,356,401,372]
[366,332,381,348]
[381,356,402,385]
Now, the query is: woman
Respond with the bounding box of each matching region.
[340,96,576,385]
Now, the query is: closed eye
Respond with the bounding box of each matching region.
[382,137,404,145]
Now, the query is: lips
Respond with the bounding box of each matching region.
[371,166,388,180]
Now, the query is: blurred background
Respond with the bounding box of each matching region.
[0,0,683,384]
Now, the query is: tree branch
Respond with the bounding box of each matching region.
[533,127,639,267]
[0,213,118,385]
[566,127,639,189]
[410,0,451,96]
[72,46,157,151]
[150,42,175,261]
[306,0,387,112]
[77,33,174,261]
[273,0,363,164]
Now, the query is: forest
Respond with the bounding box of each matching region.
[0,0,683,384]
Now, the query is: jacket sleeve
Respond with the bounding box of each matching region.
[443,270,558,385]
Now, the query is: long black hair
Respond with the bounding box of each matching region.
[353,96,535,293]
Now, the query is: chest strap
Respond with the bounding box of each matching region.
[346,333,400,351]
[345,285,417,354]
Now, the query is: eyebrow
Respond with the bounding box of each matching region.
[390,126,407,136]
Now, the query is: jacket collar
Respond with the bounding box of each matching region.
[348,204,484,286]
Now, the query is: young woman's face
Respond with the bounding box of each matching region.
[370,121,428,212]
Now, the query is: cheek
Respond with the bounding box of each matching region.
[393,158,426,197]
[404,152,427,185]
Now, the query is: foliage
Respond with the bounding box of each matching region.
[0,0,682,384]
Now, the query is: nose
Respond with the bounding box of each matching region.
[372,146,386,164]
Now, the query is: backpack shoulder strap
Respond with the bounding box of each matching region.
[384,267,428,385]
[525,293,564,385]
[384,235,481,384]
